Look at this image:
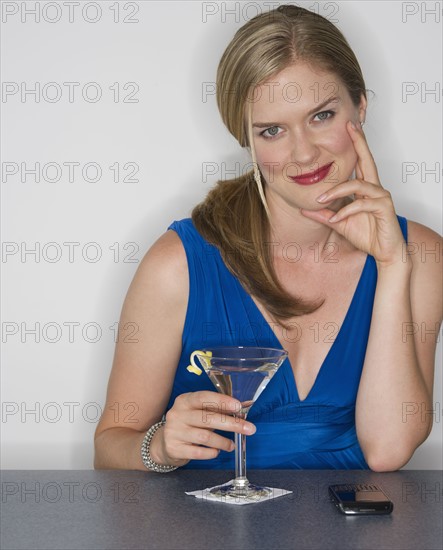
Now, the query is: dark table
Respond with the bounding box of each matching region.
[1,469,442,549]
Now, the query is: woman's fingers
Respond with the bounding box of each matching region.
[303,124,403,264]
[173,391,255,432]
[347,120,381,185]
[355,158,363,181]
[316,179,388,204]
[186,407,256,435]
[161,390,256,462]
[163,424,236,461]
[327,197,388,223]
[181,390,241,415]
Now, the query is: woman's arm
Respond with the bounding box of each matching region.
[94,230,189,469]
[94,230,252,470]
[301,121,442,471]
[355,221,442,471]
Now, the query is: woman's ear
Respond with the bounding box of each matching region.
[358,93,367,125]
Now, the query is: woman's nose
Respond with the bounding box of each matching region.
[289,130,320,169]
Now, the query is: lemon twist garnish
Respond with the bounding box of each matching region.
[186,349,212,375]
[186,364,203,375]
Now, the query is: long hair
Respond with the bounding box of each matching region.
[192,5,367,323]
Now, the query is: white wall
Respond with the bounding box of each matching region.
[1,1,441,469]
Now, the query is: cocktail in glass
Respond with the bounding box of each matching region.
[190,346,288,499]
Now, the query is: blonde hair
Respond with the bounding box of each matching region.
[192,5,367,322]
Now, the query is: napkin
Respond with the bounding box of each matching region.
[185,480,292,505]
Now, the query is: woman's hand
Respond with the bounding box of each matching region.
[301,121,406,268]
[152,391,256,467]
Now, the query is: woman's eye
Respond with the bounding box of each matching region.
[313,110,335,122]
[260,126,281,139]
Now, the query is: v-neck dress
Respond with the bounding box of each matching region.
[165,215,408,469]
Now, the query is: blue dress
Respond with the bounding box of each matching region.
[165,216,408,469]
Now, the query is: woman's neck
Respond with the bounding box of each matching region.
[266,195,349,256]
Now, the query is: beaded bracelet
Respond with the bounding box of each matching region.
[140,419,178,473]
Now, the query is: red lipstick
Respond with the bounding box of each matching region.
[289,162,333,185]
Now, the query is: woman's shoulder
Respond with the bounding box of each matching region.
[405,218,442,312]
[127,228,189,311]
[404,218,442,268]
[143,228,188,278]
[406,218,442,245]
[150,225,188,256]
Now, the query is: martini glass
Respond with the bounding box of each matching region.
[191,346,288,499]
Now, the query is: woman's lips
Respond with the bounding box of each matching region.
[289,162,334,185]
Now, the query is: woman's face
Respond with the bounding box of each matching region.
[247,62,367,212]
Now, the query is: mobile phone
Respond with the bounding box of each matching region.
[328,483,394,515]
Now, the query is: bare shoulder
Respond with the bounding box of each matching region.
[406,219,442,271]
[406,218,442,318]
[145,228,187,265]
[127,229,188,305]
[117,228,190,379]
[407,219,442,245]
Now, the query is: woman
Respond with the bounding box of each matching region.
[94,5,441,471]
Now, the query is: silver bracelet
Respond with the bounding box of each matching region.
[140,419,178,473]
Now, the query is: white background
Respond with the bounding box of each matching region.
[1,1,442,468]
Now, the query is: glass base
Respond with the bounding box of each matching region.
[209,481,271,500]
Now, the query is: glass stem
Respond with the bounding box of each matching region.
[234,413,248,487]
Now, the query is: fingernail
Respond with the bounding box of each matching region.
[329,214,338,222]
[316,193,328,202]
[243,423,256,435]
[349,121,356,130]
